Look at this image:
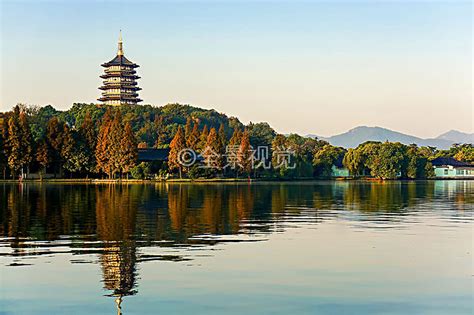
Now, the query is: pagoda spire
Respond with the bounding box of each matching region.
[118,30,123,56]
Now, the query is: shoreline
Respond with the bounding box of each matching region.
[0,177,472,184]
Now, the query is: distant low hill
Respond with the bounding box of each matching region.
[306,126,473,150]
[436,130,474,144]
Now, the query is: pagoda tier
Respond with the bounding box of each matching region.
[98,32,142,106]
[99,85,142,91]
[98,96,143,102]
[100,73,141,80]
[100,90,140,96]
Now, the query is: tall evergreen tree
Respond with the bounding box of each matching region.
[36,140,50,179]
[0,129,6,179]
[6,106,33,178]
[186,123,200,150]
[46,117,64,176]
[120,122,138,177]
[228,128,242,147]
[203,127,224,169]
[197,125,209,152]
[218,123,226,149]
[61,123,77,176]
[238,129,252,177]
[19,110,33,175]
[46,117,63,152]
[80,111,97,151]
[168,126,186,178]
[6,110,22,177]
[0,115,8,179]
[96,108,113,177]
[184,117,192,139]
[108,110,125,178]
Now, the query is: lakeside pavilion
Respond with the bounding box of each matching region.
[98,32,142,106]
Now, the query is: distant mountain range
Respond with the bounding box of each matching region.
[306,126,473,150]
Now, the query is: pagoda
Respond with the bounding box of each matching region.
[98,32,142,106]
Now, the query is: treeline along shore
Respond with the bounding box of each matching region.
[0,103,472,181]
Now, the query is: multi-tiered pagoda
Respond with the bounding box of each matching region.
[98,33,142,106]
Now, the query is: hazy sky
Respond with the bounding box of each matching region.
[0,0,472,138]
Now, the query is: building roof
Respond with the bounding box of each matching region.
[137,148,170,162]
[101,55,139,68]
[431,157,473,168]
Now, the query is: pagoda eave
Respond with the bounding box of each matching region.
[101,62,139,68]
[100,74,141,79]
[97,100,143,103]
[98,96,141,101]
[102,81,138,86]
[99,86,141,91]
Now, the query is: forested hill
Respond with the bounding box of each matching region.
[0,103,473,180]
[10,103,276,148]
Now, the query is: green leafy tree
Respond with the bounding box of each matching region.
[453,144,474,162]
[366,142,407,179]
[153,116,168,148]
[418,146,437,159]
[131,162,151,179]
[425,161,435,178]
[63,144,89,176]
[271,134,292,178]
[312,145,346,177]
[284,134,324,178]
[343,148,365,176]
[405,145,423,179]
[246,122,276,147]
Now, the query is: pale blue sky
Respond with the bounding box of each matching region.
[0,0,472,137]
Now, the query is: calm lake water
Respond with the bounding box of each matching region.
[0,181,472,315]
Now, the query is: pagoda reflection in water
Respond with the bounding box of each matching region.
[96,185,138,314]
[100,241,137,315]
